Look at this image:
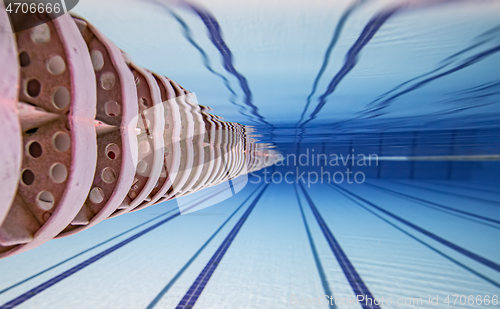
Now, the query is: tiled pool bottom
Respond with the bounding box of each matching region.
[0,179,499,309]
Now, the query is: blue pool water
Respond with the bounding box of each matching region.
[1,0,500,308]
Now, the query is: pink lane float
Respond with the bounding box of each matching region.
[0,6,279,258]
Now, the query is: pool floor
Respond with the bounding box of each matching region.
[0,179,498,309]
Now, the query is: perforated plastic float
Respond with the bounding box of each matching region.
[0,8,280,258]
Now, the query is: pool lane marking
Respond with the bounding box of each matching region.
[427,181,500,195]
[0,206,177,296]
[174,184,269,309]
[298,0,366,126]
[294,183,337,309]
[184,3,271,128]
[391,180,500,206]
[146,183,264,309]
[328,184,500,289]
[297,182,381,309]
[0,180,237,296]
[364,182,500,228]
[332,184,500,272]
[0,183,242,309]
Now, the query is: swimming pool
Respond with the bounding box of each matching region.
[0,0,499,308]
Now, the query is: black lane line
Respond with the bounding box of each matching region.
[390,180,500,206]
[297,182,381,309]
[145,183,264,309]
[428,181,500,195]
[364,24,500,110]
[327,185,500,289]
[466,180,500,190]
[366,44,500,114]
[364,182,500,228]
[168,9,241,111]
[156,6,257,123]
[297,0,366,126]
[294,183,336,309]
[332,184,500,273]
[0,181,236,296]
[0,207,177,296]
[0,185,235,309]
[300,6,401,128]
[183,2,272,129]
[301,8,498,128]
[294,0,366,153]
[175,184,269,309]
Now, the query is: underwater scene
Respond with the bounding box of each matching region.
[0,0,500,308]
